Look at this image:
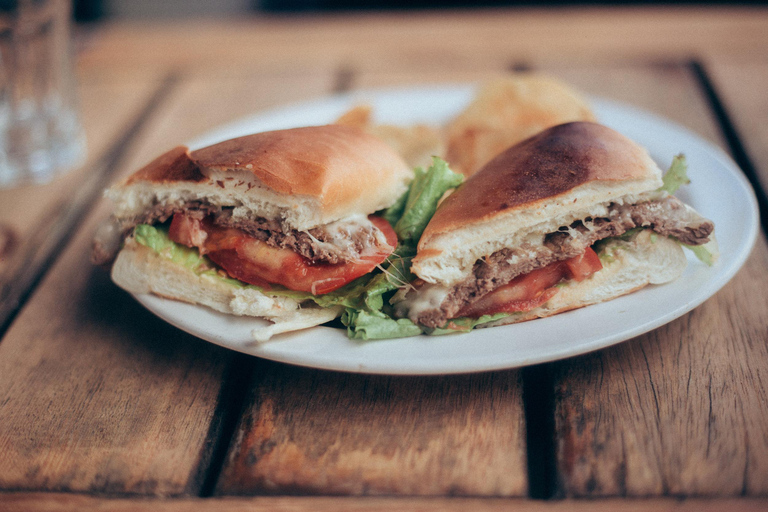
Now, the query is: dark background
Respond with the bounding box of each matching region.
[73,0,768,23]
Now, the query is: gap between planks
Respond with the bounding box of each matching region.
[522,58,768,500]
[188,65,358,496]
[690,60,768,239]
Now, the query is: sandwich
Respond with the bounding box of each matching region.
[93,124,413,341]
[393,121,716,332]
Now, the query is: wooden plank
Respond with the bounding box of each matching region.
[0,77,174,336]
[0,195,233,495]
[0,78,229,496]
[704,60,768,199]
[216,361,527,496]
[3,493,768,512]
[547,63,768,496]
[80,9,768,74]
[121,67,336,161]
[0,69,335,495]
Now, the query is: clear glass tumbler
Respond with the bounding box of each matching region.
[0,0,86,187]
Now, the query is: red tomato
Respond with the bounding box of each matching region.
[457,263,564,318]
[168,213,208,247]
[168,213,397,295]
[456,247,602,318]
[564,247,602,281]
[204,249,274,290]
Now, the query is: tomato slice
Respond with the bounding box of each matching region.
[168,213,396,295]
[564,246,602,281]
[457,263,565,318]
[456,247,602,318]
[168,212,208,248]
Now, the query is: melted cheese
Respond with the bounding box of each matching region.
[308,214,388,259]
[393,282,451,322]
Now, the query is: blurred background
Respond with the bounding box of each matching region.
[73,0,768,22]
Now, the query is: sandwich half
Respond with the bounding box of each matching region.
[94,124,412,341]
[394,121,715,331]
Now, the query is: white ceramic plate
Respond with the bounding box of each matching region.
[135,85,759,375]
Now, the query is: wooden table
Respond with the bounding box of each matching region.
[2,7,768,511]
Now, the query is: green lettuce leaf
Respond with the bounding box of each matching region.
[358,246,416,311]
[659,154,690,194]
[341,309,422,340]
[394,157,464,247]
[679,238,719,266]
[683,243,715,266]
[341,157,464,339]
[133,223,249,287]
[381,186,409,227]
[426,313,514,335]
[134,223,213,272]
[594,225,718,268]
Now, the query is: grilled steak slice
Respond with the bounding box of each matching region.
[94,201,387,265]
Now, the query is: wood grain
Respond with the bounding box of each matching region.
[705,60,768,197]
[3,493,768,512]
[549,64,768,496]
[80,8,768,74]
[216,361,527,496]
[555,246,768,496]
[0,70,336,495]
[0,204,233,495]
[117,67,336,166]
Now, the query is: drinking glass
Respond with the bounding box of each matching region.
[0,0,85,187]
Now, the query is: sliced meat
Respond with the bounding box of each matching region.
[625,195,714,246]
[101,201,387,265]
[218,211,385,265]
[411,196,714,328]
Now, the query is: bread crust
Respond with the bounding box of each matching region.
[110,125,413,231]
[422,122,658,244]
[125,146,205,184]
[190,124,412,216]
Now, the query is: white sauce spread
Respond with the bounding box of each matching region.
[393,282,451,322]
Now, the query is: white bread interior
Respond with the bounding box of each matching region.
[107,169,336,232]
[111,238,341,342]
[481,229,687,328]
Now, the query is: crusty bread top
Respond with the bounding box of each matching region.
[412,122,664,285]
[109,125,413,231]
[125,145,203,184]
